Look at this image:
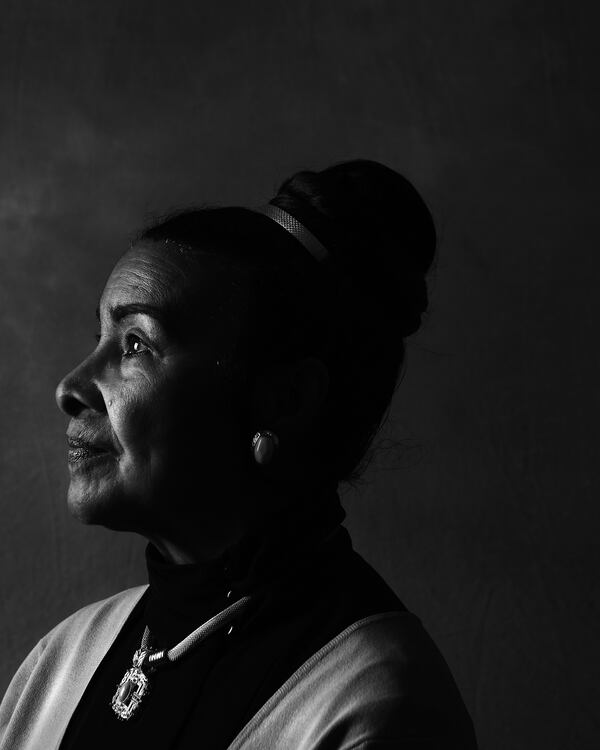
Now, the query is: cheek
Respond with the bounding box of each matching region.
[107,383,179,505]
[110,370,237,470]
[110,384,156,455]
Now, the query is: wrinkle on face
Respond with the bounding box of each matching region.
[61,239,253,554]
[100,248,187,329]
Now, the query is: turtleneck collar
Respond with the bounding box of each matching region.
[144,486,346,645]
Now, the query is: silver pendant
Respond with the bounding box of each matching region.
[111,648,151,720]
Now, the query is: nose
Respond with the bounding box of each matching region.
[55,359,105,418]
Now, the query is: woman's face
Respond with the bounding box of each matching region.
[55,241,254,556]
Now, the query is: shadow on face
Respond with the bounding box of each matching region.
[55,241,255,555]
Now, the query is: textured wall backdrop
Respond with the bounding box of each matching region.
[1,2,598,748]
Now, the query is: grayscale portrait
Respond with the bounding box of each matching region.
[1,3,597,750]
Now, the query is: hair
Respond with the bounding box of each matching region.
[138,160,436,484]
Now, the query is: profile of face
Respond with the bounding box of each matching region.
[55,241,256,559]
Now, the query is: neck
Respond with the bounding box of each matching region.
[142,483,346,644]
[146,533,243,567]
[144,479,340,566]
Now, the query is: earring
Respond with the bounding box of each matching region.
[252,430,279,466]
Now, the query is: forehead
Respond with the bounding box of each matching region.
[104,239,229,317]
[101,242,198,307]
[97,241,254,343]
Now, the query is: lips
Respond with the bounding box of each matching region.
[67,436,115,464]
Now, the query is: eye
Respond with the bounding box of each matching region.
[122,333,151,358]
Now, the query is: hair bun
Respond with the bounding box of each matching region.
[272,159,436,337]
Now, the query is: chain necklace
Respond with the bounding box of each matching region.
[111,593,252,720]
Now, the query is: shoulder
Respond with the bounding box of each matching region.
[340,609,461,687]
[0,585,147,747]
[231,612,477,749]
[8,584,147,681]
[324,612,477,745]
[298,611,458,710]
[38,585,147,654]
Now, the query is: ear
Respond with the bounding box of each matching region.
[251,356,330,433]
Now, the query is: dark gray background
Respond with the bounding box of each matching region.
[1,2,598,748]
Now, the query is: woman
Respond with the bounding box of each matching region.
[0,160,477,748]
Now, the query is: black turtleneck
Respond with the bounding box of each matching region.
[59,490,405,749]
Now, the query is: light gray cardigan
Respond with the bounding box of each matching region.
[0,586,475,749]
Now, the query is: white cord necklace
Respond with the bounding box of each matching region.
[111,593,253,720]
[111,523,343,721]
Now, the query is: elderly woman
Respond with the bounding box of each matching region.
[0,160,477,749]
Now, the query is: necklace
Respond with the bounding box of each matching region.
[111,521,344,721]
[111,593,252,720]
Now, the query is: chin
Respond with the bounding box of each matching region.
[66,480,142,532]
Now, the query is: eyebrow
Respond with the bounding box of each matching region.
[95,302,172,329]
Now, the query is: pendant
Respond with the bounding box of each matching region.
[111,648,151,720]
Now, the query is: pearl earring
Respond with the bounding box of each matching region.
[252,430,279,466]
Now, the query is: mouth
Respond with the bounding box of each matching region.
[67,437,115,466]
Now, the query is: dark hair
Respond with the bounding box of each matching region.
[138,160,436,484]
